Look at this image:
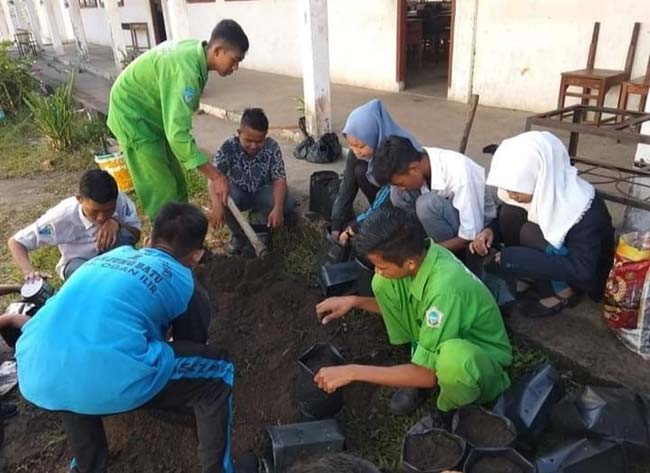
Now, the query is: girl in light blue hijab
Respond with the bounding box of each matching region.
[331,99,422,241]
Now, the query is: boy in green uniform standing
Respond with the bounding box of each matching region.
[107,20,249,219]
[315,207,512,415]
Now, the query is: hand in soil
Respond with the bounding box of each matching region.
[316,296,356,325]
[314,365,355,393]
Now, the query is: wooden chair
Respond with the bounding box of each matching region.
[558,22,640,124]
[618,54,650,116]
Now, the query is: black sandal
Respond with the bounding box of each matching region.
[521,297,569,318]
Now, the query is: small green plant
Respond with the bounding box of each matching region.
[295,96,305,115]
[0,41,38,114]
[24,74,76,151]
[76,111,110,154]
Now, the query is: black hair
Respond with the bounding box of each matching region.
[354,207,426,265]
[79,169,118,204]
[209,19,249,53]
[372,135,423,186]
[287,454,380,473]
[151,202,208,258]
[240,107,269,132]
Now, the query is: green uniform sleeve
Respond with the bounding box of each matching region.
[412,293,465,370]
[158,63,208,170]
[372,276,412,345]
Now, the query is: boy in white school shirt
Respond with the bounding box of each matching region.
[372,136,496,254]
[8,169,141,282]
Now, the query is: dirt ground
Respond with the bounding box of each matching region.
[1,247,412,472]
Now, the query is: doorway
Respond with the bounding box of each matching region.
[149,0,166,44]
[397,0,454,98]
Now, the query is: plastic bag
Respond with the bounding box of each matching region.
[293,118,342,164]
[549,386,650,454]
[493,363,563,448]
[535,438,627,473]
[603,231,650,358]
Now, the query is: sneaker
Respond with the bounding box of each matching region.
[389,388,429,416]
[0,404,17,420]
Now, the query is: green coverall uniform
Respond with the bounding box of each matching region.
[107,40,209,219]
[372,242,513,411]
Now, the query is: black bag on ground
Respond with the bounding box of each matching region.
[549,386,650,454]
[451,406,517,449]
[315,226,351,268]
[293,117,342,164]
[309,171,340,220]
[535,438,627,473]
[493,363,563,449]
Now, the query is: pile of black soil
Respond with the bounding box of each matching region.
[403,431,462,471]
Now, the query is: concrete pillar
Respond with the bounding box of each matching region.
[43,0,64,55]
[448,0,479,104]
[23,0,42,45]
[0,0,12,40]
[166,0,190,39]
[301,0,332,137]
[623,97,650,232]
[66,0,88,61]
[103,0,127,72]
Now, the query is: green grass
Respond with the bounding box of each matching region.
[0,109,96,179]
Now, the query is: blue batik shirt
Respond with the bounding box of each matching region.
[16,246,202,415]
[212,136,286,193]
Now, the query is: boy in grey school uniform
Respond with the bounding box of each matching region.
[8,170,141,282]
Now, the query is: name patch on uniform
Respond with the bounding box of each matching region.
[425,306,444,328]
[38,224,54,236]
[182,86,197,104]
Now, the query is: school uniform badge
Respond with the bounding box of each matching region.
[182,86,197,104]
[37,224,54,236]
[425,306,444,328]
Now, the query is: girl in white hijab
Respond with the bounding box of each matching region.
[470,131,614,318]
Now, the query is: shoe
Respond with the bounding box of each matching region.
[226,236,245,255]
[0,403,17,420]
[521,297,569,318]
[234,453,263,473]
[390,388,429,416]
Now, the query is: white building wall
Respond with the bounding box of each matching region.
[80,0,155,50]
[185,0,399,92]
[451,0,650,111]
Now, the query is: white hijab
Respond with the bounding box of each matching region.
[486,131,594,249]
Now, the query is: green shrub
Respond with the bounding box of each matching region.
[0,41,38,114]
[24,74,76,151]
[75,111,110,154]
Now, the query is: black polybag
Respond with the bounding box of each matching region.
[549,386,650,454]
[535,438,627,473]
[493,363,563,448]
[315,227,351,268]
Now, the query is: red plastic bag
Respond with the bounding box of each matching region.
[603,232,650,358]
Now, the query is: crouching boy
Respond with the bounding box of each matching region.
[315,207,512,415]
[210,108,296,254]
[8,169,141,281]
[15,203,254,473]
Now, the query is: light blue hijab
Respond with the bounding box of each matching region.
[342,99,422,185]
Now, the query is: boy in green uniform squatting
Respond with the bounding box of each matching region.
[107,20,249,219]
[315,207,512,416]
